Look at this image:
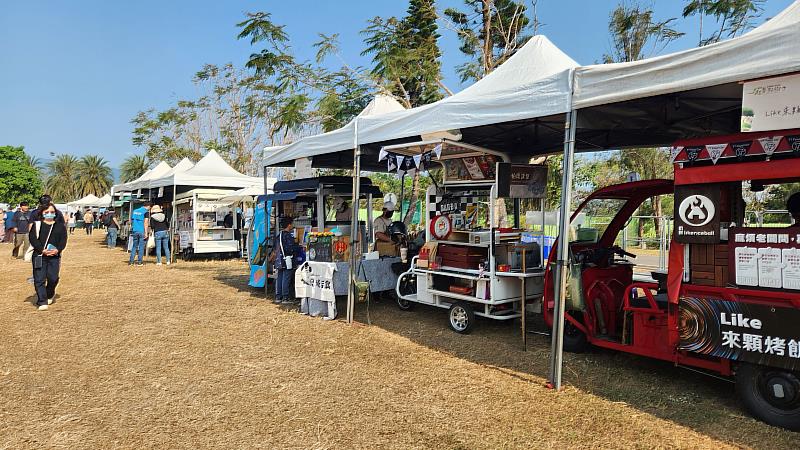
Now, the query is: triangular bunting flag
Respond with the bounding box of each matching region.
[731,141,752,159]
[758,136,783,156]
[706,144,727,164]
[378,149,388,161]
[421,151,433,170]
[412,154,422,168]
[786,135,800,152]
[433,143,443,159]
[387,155,398,172]
[684,146,703,162]
[670,146,683,163]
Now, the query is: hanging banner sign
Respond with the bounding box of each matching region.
[674,184,721,244]
[678,296,800,371]
[295,261,336,303]
[742,73,800,132]
[495,163,548,198]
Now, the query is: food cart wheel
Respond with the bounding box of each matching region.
[448,302,475,334]
[735,363,800,431]
[394,274,416,311]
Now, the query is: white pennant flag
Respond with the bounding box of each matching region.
[378,149,388,161]
[705,144,727,164]
[758,136,783,156]
[433,143,443,159]
[413,154,422,168]
[396,155,405,174]
[670,146,683,163]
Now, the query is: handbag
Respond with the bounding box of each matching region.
[146,234,156,250]
[279,231,293,270]
[25,221,54,263]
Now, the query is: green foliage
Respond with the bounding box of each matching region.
[75,155,113,197]
[682,0,765,46]
[45,154,80,203]
[443,0,531,82]
[0,146,43,206]
[361,0,444,107]
[603,1,683,63]
[120,155,149,183]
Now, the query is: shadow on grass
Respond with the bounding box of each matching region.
[347,298,797,449]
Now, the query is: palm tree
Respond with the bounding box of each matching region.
[75,155,113,197]
[120,154,149,183]
[45,154,80,202]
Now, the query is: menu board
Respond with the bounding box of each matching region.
[442,155,497,182]
[729,227,800,290]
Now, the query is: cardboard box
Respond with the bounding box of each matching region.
[418,242,438,268]
[376,240,399,257]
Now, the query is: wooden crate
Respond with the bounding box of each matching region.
[690,244,728,287]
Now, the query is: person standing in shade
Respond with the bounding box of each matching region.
[271,217,296,304]
[83,209,94,235]
[104,208,120,248]
[29,203,68,311]
[11,202,32,258]
[150,205,171,266]
[129,202,151,266]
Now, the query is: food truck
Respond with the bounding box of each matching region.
[174,188,242,257]
[393,140,549,334]
[541,129,800,430]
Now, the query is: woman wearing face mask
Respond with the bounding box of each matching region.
[29,203,68,311]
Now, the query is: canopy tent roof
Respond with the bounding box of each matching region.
[148,150,262,190]
[95,194,112,207]
[263,94,406,168]
[113,161,172,193]
[264,35,577,171]
[572,1,800,151]
[218,178,276,204]
[68,194,100,207]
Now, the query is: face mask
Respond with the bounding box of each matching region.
[384,211,393,218]
[43,213,56,220]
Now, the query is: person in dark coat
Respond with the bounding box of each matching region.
[29,203,68,311]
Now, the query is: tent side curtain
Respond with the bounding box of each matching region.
[573,2,800,109]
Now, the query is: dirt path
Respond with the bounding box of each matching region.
[0,233,796,449]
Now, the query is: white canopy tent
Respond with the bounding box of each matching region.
[95,194,112,207]
[148,150,261,190]
[263,94,406,168]
[573,2,800,110]
[114,161,173,193]
[68,194,100,208]
[218,182,275,204]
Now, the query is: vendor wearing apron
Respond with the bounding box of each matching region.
[373,201,395,243]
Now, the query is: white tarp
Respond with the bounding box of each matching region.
[148,150,262,189]
[113,161,172,193]
[263,94,406,167]
[573,2,800,109]
[263,36,576,167]
[358,35,577,146]
[68,194,100,207]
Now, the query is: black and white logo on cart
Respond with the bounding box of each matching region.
[679,194,716,227]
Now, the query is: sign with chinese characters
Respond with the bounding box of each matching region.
[729,227,800,290]
[674,184,721,244]
[295,261,336,303]
[179,231,191,249]
[495,163,548,198]
[678,296,800,371]
[742,74,800,132]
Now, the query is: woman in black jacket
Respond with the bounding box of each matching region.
[29,203,68,311]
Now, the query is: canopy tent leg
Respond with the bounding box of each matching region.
[346,121,361,324]
[548,109,577,390]
[171,184,177,264]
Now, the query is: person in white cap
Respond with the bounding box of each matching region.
[373,201,395,243]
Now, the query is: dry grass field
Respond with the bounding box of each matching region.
[1,233,798,449]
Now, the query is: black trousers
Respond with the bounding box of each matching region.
[33,256,60,306]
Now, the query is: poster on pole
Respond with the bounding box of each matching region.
[741,74,800,132]
[495,163,548,198]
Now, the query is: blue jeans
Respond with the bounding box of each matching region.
[129,232,145,264]
[154,230,171,264]
[276,268,294,301]
[106,228,118,248]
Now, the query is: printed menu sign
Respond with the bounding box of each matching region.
[729,227,800,290]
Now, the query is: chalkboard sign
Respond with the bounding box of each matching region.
[496,163,547,198]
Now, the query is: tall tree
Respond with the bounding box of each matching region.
[120,155,150,183]
[75,155,113,197]
[0,146,43,206]
[682,0,765,46]
[45,154,80,202]
[603,1,684,63]
[444,0,531,82]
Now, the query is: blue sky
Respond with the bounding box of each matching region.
[0,0,793,167]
